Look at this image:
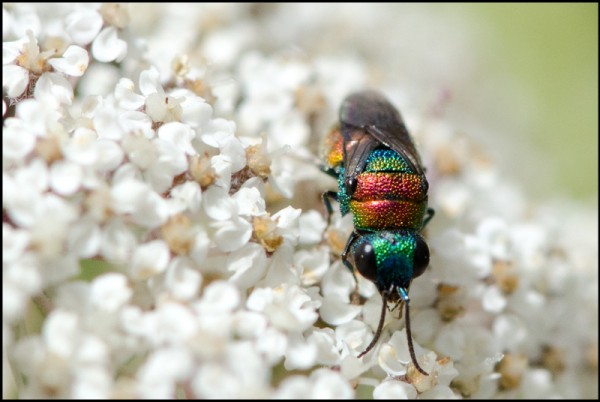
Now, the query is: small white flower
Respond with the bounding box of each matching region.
[196,280,241,314]
[231,187,265,216]
[65,8,104,46]
[297,209,327,245]
[164,257,202,300]
[284,332,318,370]
[232,311,268,340]
[271,205,302,245]
[49,160,83,196]
[48,45,89,77]
[130,240,170,280]
[319,294,361,326]
[66,217,101,258]
[2,117,37,161]
[434,320,467,361]
[203,185,235,220]
[307,368,354,398]
[114,77,145,110]
[373,380,417,399]
[89,273,132,312]
[227,242,268,289]
[254,284,320,332]
[99,218,137,262]
[307,328,341,366]
[481,285,507,313]
[91,26,127,63]
[43,310,80,358]
[152,302,198,345]
[34,72,74,106]
[2,224,31,263]
[137,346,194,399]
[212,216,253,252]
[2,64,30,97]
[296,247,330,286]
[157,121,196,155]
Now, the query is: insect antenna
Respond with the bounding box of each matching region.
[357,291,388,358]
[402,291,429,376]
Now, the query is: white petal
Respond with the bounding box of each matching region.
[65,8,104,46]
[298,209,327,245]
[67,218,101,258]
[158,122,196,155]
[272,206,301,243]
[197,281,241,313]
[114,77,145,110]
[34,72,73,106]
[226,243,268,289]
[307,329,340,366]
[94,103,124,140]
[319,294,361,325]
[3,38,27,64]
[189,229,210,263]
[43,310,79,357]
[138,347,194,398]
[2,118,36,161]
[131,240,170,280]
[94,139,124,172]
[2,64,30,97]
[90,273,132,311]
[138,66,163,96]
[118,110,153,137]
[231,187,265,216]
[213,217,252,252]
[48,45,89,77]
[373,380,417,399]
[144,92,169,122]
[378,343,408,376]
[100,218,137,263]
[284,334,318,370]
[91,26,127,62]
[63,127,98,165]
[168,181,202,214]
[131,190,170,228]
[309,369,354,399]
[203,185,236,220]
[232,311,268,339]
[482,285,507,313]
[3,224,30,263]
[218,135,246,173]
[201,118,236,148]
[49,160,83,196]
[165,257,202,301]
[180,94,213,128]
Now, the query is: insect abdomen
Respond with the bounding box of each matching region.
[348,148,428,231]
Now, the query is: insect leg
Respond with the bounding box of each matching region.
[422,207,435,228]
[341,230,358,276]
[320,165,338,179]
[322,190,338,226]
[341,231,361,304]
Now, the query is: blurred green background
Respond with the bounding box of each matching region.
[457,3,598,201]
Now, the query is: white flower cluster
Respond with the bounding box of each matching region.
[3,3,597,399]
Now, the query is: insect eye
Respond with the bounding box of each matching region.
[354,241,378,281]
[412,236,430,278]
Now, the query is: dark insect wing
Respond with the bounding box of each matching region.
[340,127,379,195]
[339,90,424,176]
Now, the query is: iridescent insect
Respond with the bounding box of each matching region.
[321,90,434,375]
